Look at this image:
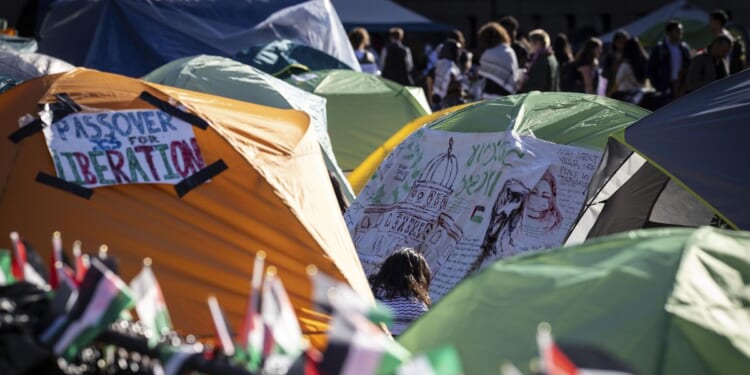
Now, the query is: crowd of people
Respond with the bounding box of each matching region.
[349,9,747,112]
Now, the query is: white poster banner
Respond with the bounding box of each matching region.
[345,128,601,301]
[42,109,205,188]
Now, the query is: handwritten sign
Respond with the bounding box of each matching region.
[345,129,601,301]
[42,109,205,188]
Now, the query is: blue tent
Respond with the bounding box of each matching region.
[38,0,359,77]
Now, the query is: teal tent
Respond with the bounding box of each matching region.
[399,227,750,375]
[235,39,353,78]
[286,69,431,171]
[344,93,649,302]
[144,55,354,202]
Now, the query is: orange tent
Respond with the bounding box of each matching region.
[0,68,372,341]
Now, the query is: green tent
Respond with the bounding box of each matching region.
[286,69,431,171]
[235,39,353,78]
[345,92,649,303]
[144,55,354,202]
[398,227,750,375]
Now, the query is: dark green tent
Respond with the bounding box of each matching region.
[235,39,352,78]
[399,227,750,375]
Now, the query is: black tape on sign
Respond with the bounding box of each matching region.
[174,160,228,198]
[55,93,82,113]
[138,91,209,130]
[35,172,94,199]
[8,118,44,143]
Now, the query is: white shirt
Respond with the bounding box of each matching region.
[667,41,682,81]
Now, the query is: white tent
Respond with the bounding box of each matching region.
[331,0,449,32]
[0,51,73,80]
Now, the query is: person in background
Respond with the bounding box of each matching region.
[601,29,630,96]
[685,35,733,93]
[349,27,380,75]
[499,16,530,68]
[709,9,746,74]
[561,37,602,94]
[477,22,519,99]
[553,33,574,87]
[609,37,670,110]
[369,248,432,336]
[520,29,559,92]
[647,20,691,100]
[431,39,467,109]
[380,27,414,86]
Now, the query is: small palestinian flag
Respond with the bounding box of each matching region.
[72,240,89,284]
[537,323,635,375]
[130,258,173,347]
[40,258,134,359]
[0,249,15,286]
[261,267,305,373]
[9,232,46,287]
[395,346,463,375]
[208,295,236,357]
[307,265,392,326]
[235,251,265,371]
[159,344,201,375]
[320,312,410,375]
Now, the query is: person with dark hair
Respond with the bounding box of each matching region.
[553,33,573,82]
[601,29,630,96]
[380,27,414,86]
[499,16,530,68]
[520,29,559,92]
[708,9,746,75]
[709,9,730,37]
[561,37,602,94]
[349,27,380,75]
[610,38,668,109]
[647,20,691,99]
[685,35,733,93]
[477,22,519,99]
[431,38,467,109]
[369,248,431,336]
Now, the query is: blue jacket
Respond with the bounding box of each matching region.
[647,39,691,93]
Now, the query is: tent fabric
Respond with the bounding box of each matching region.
[286,69,431,171]
[398,226,750,375]
[38,0,359,77]
[143,55,354,203]
[235,39,353,78]
[599,0,713,49]
[427,93,649,149]
[330,0,451,32]
[347,102,476,194]
[0,51,74,81]
[0,35,38,53]
[0,68,373,342]
[623,69,750,229]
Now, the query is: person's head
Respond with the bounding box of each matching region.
[525,170,562,230]
[348,27,370,50]
[449,29,466,47]
[666,20,683,44]
[439,38,462,62]
[710,34,733,58]
[478,22,511,50]
[553,33,573,62]
[499,16,519,39]
[575,37,603,65]
[389,27,405,42]
[613,29,630,51]
[369,248,432,306]
[528,29,551,52]
[709,9,729,34]
[622,37,648,81]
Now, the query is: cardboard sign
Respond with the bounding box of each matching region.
[42,109,205,188]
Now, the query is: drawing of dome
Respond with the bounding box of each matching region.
[419,137,458,189]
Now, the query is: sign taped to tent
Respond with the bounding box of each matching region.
[345,128,601,301]
[42,109,205,188]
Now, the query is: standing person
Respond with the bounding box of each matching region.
[561,37,602,94]
[369,248,431,336]
[431,39,467,110]
[477,22,519,99]
[380,27,414,86]
[709,9,746,74]
[499,16,530,68]
[685,35,733,93]
[520,29,559,92]
[610,38,667,110]
[647,20,691,100]
[553,33,573,86]
[349,27,380,75]
[601,30,630,96]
